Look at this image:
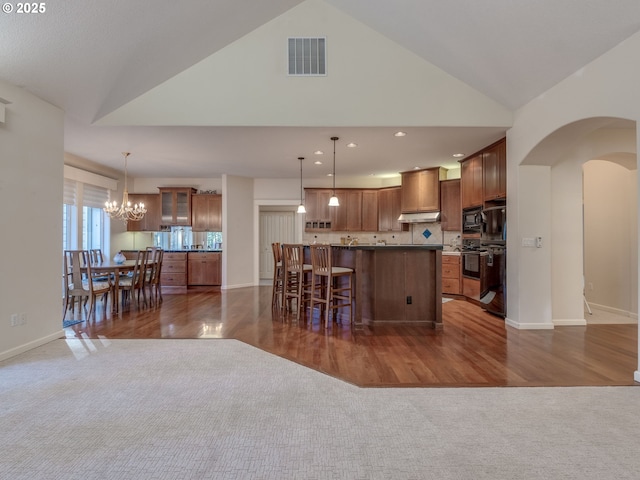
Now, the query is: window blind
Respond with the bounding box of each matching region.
[63,179,77,206]
[83,183,109,209]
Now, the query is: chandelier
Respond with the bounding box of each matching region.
[103,152,147,223]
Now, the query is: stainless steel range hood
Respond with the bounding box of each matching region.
[397,211,441,223]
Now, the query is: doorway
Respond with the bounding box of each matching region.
[259,209,296,281]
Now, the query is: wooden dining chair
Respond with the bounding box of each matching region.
[281,244,313,320]
[116,250,147,309]
[63,250,111,319]
[144,247,163,306]
[309,244,353,328]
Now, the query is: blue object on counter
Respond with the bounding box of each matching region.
[422,228,432,239]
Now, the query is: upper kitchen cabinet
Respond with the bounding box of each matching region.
[460,154,483,209]
[126,193,160,232]
[361,190,379,232]
[378,186,404,232]
[401,167,446,213]
[159,187,197,226]
[191,194,222,231]
[483,138,506,202]
[330,190,357,231]
[440,179,461,231]
[304,188,333,232]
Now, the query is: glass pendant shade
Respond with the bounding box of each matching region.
[328,195,340,206]
[297,204,307,213]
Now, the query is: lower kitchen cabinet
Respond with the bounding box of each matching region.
[188,252,221,286]
[161,252,188,293]
[462,277,480,300]
[442,254,461,295]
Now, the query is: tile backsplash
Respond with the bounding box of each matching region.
[303,223,461,246]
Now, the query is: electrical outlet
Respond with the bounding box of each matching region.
[406,296,412,305]
[10,313,18,327]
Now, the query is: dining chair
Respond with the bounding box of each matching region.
[281,244,313,320]
[309,244,353,328]
[116,250,147,309]
[63,250,112,319]
[89,249,104,265]
[271,242,283,311]
[145,247,163,306]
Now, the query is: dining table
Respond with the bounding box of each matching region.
[86,258,153,313]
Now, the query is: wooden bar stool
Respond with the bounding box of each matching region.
[309,244,354,328]
[271,242,284,311]
[281,244,312,320]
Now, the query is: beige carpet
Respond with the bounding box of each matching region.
[1,338,639,479]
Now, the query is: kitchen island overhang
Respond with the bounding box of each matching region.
[314,244,443,329]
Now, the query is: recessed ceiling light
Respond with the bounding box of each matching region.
[394,131,407,137]
[314,160,323,165]
[347,142,357,148]
[452,153,465,158]
[314,150,324,155]
[413,166,421,170]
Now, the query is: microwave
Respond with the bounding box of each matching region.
[462,207,482,234]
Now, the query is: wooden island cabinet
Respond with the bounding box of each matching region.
[327,245,442,329]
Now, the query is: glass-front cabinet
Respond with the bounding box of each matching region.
[159,188,197,226]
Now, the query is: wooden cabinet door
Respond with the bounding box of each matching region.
[126,194,160,232]
[361,190,378,231]
[417,169,440,212]
[346,190,362,231]
[483,139,506,201]
[401,171,420,213]
[440,179,461,231]
[378,187,403,232]
[191,194,222,231]
[330,190,348,231]
[188,252,221,286]
[461,154,483,209]
[304,189,333,232]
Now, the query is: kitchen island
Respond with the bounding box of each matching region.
[319,244,443,329]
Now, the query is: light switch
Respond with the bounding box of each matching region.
[522,237,536,247]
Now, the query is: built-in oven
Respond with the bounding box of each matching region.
[462,207,482,235]
[462,251,481,279]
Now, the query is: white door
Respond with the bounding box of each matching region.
[259,211,296,279]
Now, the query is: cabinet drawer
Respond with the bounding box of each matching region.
[442,255,460,265]
[161,273,187,286]
[163,260,186,273]
[442,266,460,279]
[442,278,461,295]
[163,252,187,261]
[187,252,220,261]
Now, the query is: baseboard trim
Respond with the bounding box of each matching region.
[635,370,640,384]
[0,330,63,362]
[221,282,255,291]
[553,318,588,326]
[588,302,637,319]
[505,317,555,330]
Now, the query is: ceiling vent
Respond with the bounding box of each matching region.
[288,37,326,76]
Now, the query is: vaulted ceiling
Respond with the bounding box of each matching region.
[2,0,640,180]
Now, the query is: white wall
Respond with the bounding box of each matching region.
[222,175,255,289]
[0,80,64,360]
[508,30,640,380]
[584,160,638,316]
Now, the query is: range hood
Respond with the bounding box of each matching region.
[397,212,441,223]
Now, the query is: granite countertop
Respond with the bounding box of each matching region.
[165,249,223,253]
[331,244,443,250]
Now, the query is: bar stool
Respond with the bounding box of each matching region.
[271,243,284,311]
[281,244,313,319]
[309,244,354,328]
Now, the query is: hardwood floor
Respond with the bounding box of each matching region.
[63,286,639,387]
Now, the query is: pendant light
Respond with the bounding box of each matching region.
[297,157,306,214]
[328,136,340,206]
